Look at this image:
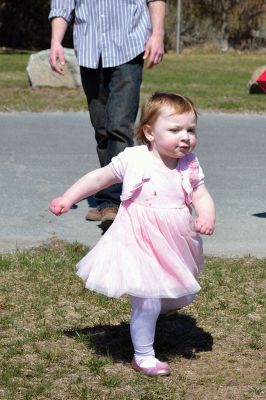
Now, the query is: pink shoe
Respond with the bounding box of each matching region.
[131,357,170,377]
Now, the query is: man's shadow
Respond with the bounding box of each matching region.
[252,212,266,218]
[64,313,213,363]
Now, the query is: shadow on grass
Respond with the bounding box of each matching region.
[64,313,213,363]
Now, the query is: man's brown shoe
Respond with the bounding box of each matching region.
[101,206,118,223]
[85,208,102,221]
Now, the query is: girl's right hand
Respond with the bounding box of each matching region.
[49,197,72,216]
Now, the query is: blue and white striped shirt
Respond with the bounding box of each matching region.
[49,0,153,68]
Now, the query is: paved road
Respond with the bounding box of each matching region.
[1,111,266,257]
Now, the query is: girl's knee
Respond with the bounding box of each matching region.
[131,296,161,317]
[160,294,196,314]
[176,294,196,308]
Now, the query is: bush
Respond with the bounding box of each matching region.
[0,0,73,50]
[165,0,266,51]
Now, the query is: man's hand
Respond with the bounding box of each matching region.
[49,17,68,75]
[143,33,164,69]
[49,40,65,75]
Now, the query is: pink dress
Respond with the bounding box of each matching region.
[76,145,204,299]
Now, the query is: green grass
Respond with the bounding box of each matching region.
[0,51,266,112]
[0,53,87,112]
[142,51,266,113]
[1,241,265,399]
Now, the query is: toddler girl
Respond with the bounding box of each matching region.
[49,92,215,377]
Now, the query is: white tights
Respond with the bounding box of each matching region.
[130,295,195,363]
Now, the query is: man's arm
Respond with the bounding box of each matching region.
[50,17,68,75]
[144,0,166,68]
[49,0,75,74]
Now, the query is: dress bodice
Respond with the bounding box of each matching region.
[109,145,205,206]
[132,155,186,209]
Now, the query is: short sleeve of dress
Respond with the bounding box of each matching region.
[195,159,205,188]
[109,148,130,182]
[188,155,205,189]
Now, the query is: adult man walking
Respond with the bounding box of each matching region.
[49,0,165,226]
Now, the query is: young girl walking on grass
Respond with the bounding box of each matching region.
[49,92,215,377]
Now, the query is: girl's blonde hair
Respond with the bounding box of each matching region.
[135,92,198,144]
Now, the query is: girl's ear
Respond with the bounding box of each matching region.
[143,124,154,142]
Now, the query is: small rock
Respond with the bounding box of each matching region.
[26,48,81,88]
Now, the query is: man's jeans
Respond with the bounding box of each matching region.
[80,54,144,209]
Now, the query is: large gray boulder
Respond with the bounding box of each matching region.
[247,65,266,94]
[26,48,81,88]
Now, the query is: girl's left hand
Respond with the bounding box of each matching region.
[195,216,215,235]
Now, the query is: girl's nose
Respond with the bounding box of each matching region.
[181,130,190,140]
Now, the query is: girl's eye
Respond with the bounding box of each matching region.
[169,128,179,133]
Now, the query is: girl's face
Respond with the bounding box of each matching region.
[143,106,197,168]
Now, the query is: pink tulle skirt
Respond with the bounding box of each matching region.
[76,201,203,298]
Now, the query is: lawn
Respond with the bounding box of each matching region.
[1,241,265,400]
[0,51,265,112]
